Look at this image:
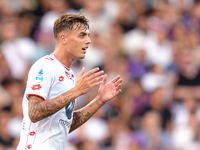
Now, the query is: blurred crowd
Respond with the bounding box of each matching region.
[1,0,200,150]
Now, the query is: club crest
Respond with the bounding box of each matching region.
[65,71,74,82]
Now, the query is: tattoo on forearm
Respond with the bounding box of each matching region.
[29,91,74,122]
[85,112,91,118]
[69,111,84,132]
[70,110,93,133]
[66,96,104,133]
[95,100,101,106]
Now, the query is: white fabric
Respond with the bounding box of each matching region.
[84,9,114,34]
[17,54,76,150]
[83,117,108,142]
[7,116,22,138]
[144,35,173,69]
[171,126,194,150]
[124,29,154,56]
[141,72,167,92]
[1,37,37,80]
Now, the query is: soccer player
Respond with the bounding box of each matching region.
[16,13,122,150]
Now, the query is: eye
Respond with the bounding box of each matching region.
[79,32,88,38]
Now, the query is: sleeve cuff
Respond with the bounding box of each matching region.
[26,94,46,101]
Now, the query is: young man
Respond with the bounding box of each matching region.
[16,13,122,150]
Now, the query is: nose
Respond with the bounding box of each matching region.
[86,36,91,45]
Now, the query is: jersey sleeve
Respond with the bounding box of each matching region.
[25,59,54,100]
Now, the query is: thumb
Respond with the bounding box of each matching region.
[77,67,85,79]
[102,74,107,85]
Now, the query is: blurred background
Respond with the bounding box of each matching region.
[1,0,200,150]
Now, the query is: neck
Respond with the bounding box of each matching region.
[53,45,74,68]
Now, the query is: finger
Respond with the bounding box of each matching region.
[112,75,121,83]
[85,68,99,77]
[102,74,107,85]
[114,89,122,96]
[77,67,85,79]
[117,89,122,94]
[115,78,123,87]
[89,70,104,80]
[91,80,103,88]
[90,75,104,84]
[116,83,121,91]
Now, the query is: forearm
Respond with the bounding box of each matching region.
[173,86,200,100]
[29,88,79,123]
[69,94,105,133]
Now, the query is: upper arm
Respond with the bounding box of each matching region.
[28,95,45,122]
[28,95,44,103]
[26,59,53,101]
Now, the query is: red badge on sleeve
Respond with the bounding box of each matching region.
[31,84,42,90]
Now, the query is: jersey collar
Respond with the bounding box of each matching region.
[50,54,71,71]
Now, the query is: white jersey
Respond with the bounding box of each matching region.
[17,54,76,150]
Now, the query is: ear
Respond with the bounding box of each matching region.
[60,34,67,45]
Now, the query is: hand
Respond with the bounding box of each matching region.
[74,67,104,96]
[98,74,123,103]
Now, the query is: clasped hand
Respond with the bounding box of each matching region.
[75,67,123,102]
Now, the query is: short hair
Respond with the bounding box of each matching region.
[53,13,89,40]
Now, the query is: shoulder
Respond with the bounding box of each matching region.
[29,55,55,76]
[33,55,54,67]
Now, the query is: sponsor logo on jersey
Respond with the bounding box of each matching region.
[31,84,42,90]
[65,71,74,82]
[59,76,64,82]
[35,69,43,81]
[65,100,75,119]
[59,119,71,128]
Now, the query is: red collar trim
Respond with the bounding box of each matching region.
[50,54,70,71]
[63,65,70,71]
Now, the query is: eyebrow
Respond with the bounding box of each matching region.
[80,31,90,36]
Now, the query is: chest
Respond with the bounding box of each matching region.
[48,69,76,99]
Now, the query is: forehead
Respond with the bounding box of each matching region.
[72,22,88,31]
[70,23,90,34]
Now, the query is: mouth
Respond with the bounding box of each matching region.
[82,47,88,52]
